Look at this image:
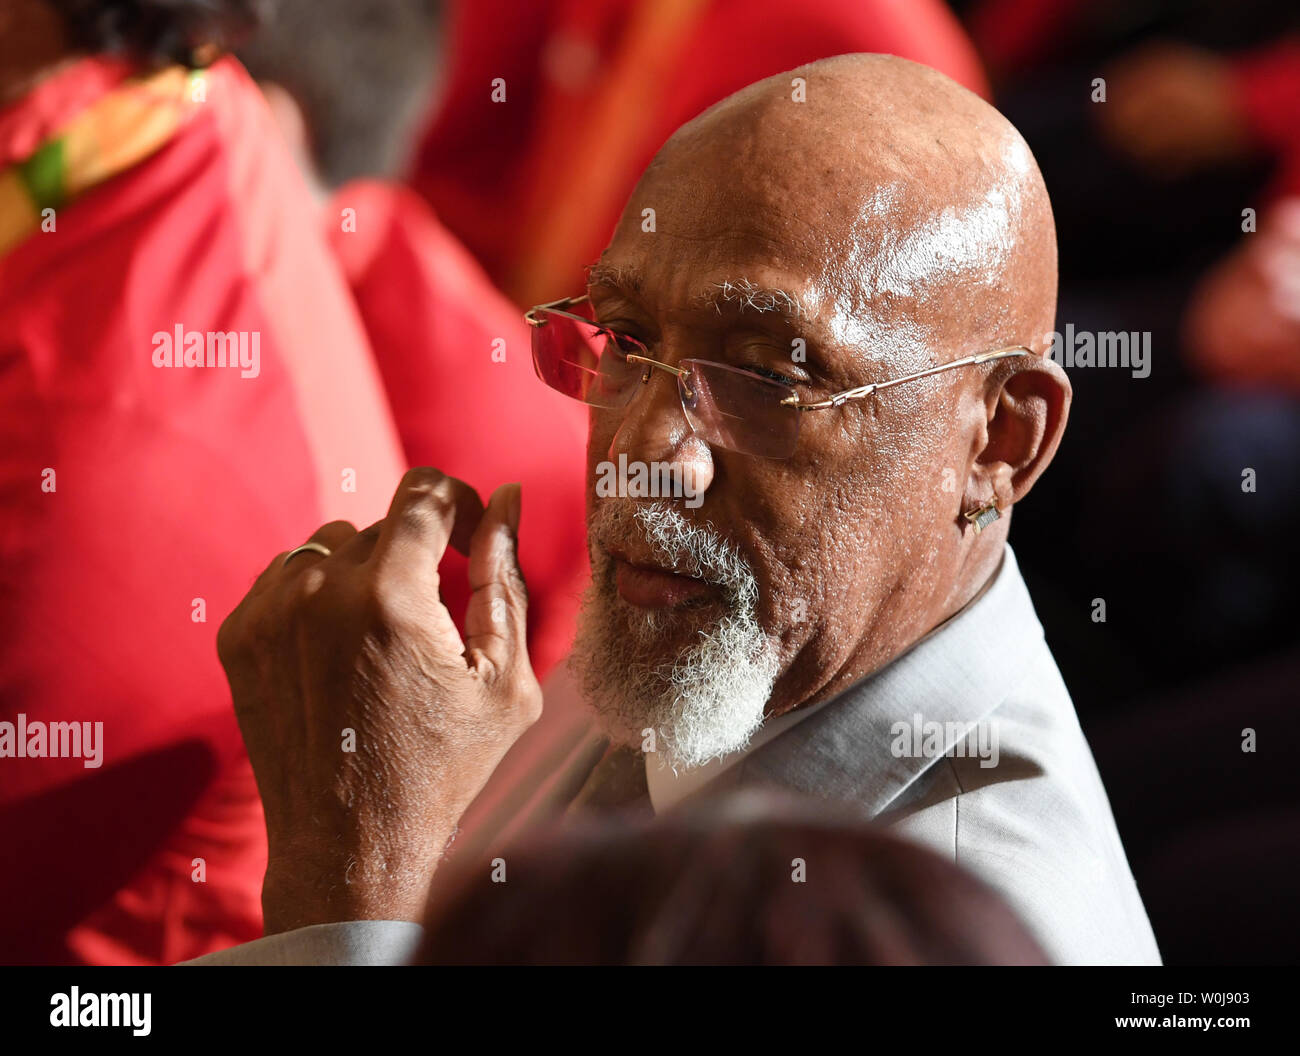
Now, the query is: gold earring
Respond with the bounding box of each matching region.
[963,502,1001,533]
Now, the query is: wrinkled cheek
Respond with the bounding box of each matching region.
[736,487,814,610]
[745,546,808,645]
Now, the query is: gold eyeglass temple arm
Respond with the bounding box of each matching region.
[524,294,591,326]
[624,353,690,379]
[781,346,1032,410]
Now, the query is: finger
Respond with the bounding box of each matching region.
[309,520,361,549]
[244,520,355,596]
[334,517,384,564]
[281,520,359,577]
[372,467,485,578]
[464,482,533,685]
[247,550,289,598]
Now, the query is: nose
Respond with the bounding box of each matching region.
[607,363,716,501]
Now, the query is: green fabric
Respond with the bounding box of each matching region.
[18,137,66,212]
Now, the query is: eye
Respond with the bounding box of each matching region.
[739,363,799,386]
[595,322,646,357]
[609,332,644,356]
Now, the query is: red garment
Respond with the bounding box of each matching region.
[965,0,1088,79]
[1232,37,1300,198]
[0,58,405,964]
[412,0,988,304]
[324,180,590,681]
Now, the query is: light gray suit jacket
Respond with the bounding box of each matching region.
[187,546,1161,966]
[726,545,1161,964]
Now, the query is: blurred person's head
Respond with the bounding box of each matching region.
[1,0,262,101]
[237,0,445,191]
[1097,43,1255,178]
[565,54,1069,769]
[1185,199,1300,387]
[420,789,1051,965]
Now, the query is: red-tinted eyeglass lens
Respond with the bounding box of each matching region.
[679,359,801,459]
[531,310,643,409]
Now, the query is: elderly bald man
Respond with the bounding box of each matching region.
[197,54,1160,966]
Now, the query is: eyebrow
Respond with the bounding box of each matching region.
[586,264,812,323]
[586,261,641,294]
[700,279,811,322]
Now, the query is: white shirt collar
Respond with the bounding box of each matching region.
[644,690,835,813]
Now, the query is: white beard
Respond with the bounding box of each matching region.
[569,500,782,771]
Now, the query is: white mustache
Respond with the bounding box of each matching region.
[591,500,758,604]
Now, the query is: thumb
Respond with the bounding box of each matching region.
[464,483,535,695]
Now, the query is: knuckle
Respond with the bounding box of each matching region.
[293,563,330,602]
[314,519,356,539]
[396,494,451,537]
[399,465,448,496]
[281,565,334,626]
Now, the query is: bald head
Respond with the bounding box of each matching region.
[634,53,1057,368]
[572,54,1071,764]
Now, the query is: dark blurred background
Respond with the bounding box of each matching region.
[946,0,1300,966]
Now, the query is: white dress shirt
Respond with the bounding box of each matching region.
[644,695,834,813]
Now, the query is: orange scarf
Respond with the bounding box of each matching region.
[0,64,202,257]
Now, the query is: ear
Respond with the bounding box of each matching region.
[962,357,1071,515]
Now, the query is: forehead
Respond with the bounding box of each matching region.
[588,259,811,320]
[615,145,839,266]
[594,182,902,359]
[600,118,1029,366]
